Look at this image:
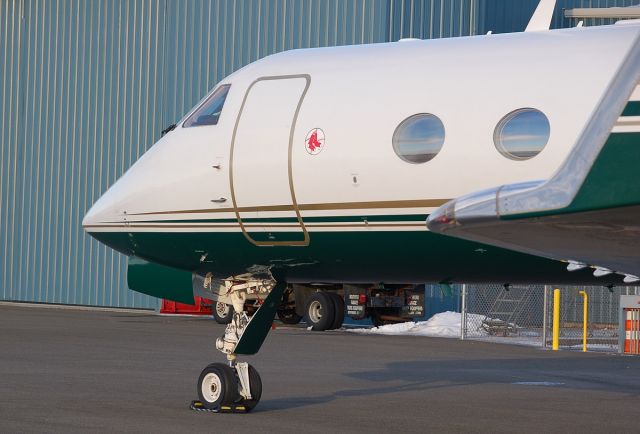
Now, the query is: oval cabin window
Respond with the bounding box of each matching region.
[494,108,550,160]
[392,114,445,164]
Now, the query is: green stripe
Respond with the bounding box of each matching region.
[503,132,640,220]
[621,101,640,117]
[568,132,640,211]
[144,214,429,224]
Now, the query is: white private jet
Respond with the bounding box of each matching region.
[83,0,640,411]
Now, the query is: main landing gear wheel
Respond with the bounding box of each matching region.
[305,292,335,331]
[197,363,239,409]
[212,302,233,324]
[328,292,345,330]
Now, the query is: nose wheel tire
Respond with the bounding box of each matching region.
[195,363,263,413]
[241,364,263,412]
[197,363,239,409]
[212,302,233,324]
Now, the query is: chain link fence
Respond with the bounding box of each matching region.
[460,284,545,345]
[458,284,640,351]
[543,286,633,351]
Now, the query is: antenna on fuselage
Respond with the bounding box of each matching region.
[525,0,556,32]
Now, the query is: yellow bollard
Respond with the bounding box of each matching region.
[552,289,560,350]
[579,291,588,352]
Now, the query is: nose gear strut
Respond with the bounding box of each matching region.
[193,278,286,413]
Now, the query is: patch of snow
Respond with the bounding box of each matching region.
[512,381,565,387]
[348,311,489,338]
[564,344,617,352]
[345,312,620,352]
[592,329,618,338]
[518,330,541,338]
[472,335,544,347]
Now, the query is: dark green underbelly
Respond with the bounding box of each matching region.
[88,229,620,286]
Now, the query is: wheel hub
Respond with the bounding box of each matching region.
[201,373,222,403]
[216,302,229,317]
[309,300,323,323]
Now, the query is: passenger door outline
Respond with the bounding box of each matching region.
[229,74,311,247]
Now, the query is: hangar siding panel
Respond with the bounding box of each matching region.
[1,0,22,303]
[387,0,482,40]
[161,0,389,124]
[479,0,640,34]
[0,0,164,308]
[0,0,387,308]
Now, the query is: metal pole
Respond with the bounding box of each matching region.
[632,309,636,354]
[619,297,626,354]
[552,288,561,351]
[542,285,548,347]
[579,290,588,352]
[461,284,467,340]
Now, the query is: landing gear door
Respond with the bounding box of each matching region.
[230,75,310,246]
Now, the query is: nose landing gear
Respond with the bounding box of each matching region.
[192,278,284,413]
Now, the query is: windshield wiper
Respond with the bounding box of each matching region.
[161,123,176,136]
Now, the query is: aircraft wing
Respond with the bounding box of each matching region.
[428,45,640,282]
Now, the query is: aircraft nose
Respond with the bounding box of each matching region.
[83,178,138,256]
[82,179,129,229]
[82,132,190,254]
[83,196,114,228]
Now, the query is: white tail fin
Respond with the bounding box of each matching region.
[525,0,556,32]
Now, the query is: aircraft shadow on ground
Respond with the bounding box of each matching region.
[259,356,640,412]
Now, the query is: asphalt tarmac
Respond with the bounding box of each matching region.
[1,303,639,434]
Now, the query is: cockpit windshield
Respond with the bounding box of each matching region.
[183,84,231,127]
